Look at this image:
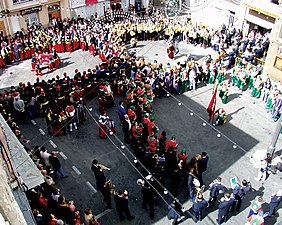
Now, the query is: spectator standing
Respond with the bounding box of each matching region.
[255,158,268,182]
[232,178,252,211]
[49,151,68,179]
[117,101,126,125]
[198,152,209,186]
[114,190,135,221]
[191,193,208,222]
[40,146,52,173]
[140,180,156,220]
[13,96,26,123]
[264,189,282,217]
[217,193,235,224]
[122,114,132,144]
[167,202,181,225]
[208,177,227,207]
[84,208,93,225]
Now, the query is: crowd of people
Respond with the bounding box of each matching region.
[0,6,281,225]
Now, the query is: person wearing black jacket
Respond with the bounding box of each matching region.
[122,114,132,144]
[191,193,208,222]
[231,179,251,211]
[91,159,110,191]
[141,181,156,220]
[198,152,209,186]
[217,193,235,224]
[208,177,227,207]
[49,151,68,179]
[114,190,135,221]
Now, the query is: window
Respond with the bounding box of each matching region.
[25,12,39,25]
[13,0,33,5]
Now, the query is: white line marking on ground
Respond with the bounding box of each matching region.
[49,140,57,148]
[86,181,97,194]
[39,128,45,135]
[72,166,81,175]
[31,120,36,125]
[96,209,113,219]
[59,152,68,160]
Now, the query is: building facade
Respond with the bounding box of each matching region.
[0,0,150,36]
[264,1,282,81]
[0,0,72,36]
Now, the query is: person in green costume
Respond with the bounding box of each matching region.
[219,80,230,104]
[180,69,189,92]
[266,86,279,111]
[251,77,263,98]
[214,108,227,126]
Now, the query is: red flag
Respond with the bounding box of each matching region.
[207,84,218,122]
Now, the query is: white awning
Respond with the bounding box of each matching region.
[0,114,45,190]
[245,14,274,30]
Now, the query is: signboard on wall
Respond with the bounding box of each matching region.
[21,6,42,15]
[69,0,85,8]
[274,56,282,71]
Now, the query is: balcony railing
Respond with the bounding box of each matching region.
[13,0,33,5]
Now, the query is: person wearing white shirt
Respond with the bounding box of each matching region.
[40,146,51,173]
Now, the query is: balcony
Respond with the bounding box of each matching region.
[13,0,33,5]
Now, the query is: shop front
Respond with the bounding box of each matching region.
[21,6,41,25]
[0,20,7,36]
[48,4,61,21]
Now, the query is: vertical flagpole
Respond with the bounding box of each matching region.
[267,115,282,157]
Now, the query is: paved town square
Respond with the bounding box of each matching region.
[0,39,281,225]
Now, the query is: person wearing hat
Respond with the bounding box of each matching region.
[127,105,137,121]
[165,135,178,152]
[178,148,188,169]
[147,115,158,135]
[147,132,158,153]
[49,151,68,179]
[132,121,143,145]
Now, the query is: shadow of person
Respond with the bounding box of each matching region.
[228,93,243,102]
[227,106,245,122]
[200,186,265,223]
[231,186,265,218]
[262,194,282,225]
